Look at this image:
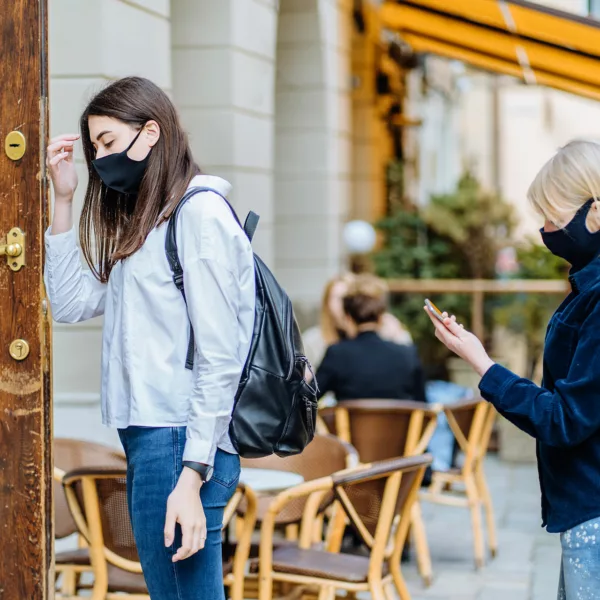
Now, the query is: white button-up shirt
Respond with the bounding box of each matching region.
[44,175,256,465]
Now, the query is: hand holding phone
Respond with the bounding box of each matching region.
[424,298,445,322]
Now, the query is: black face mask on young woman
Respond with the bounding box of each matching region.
[92,127,150,195]
[540,199,600,271]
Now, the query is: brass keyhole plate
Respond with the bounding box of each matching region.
[5,131,26,161]
[9,339,30,361]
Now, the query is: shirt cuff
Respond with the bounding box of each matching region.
[45,226,77,257]
[478,363,520,407]
[183,438,216,466]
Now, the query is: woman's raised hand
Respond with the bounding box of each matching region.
[46,134,80,203]
[425,308,495,377]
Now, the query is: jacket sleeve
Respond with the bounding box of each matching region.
[44,228,107,323]
[479,305,600,447]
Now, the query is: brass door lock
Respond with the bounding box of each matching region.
[0,228,25,271]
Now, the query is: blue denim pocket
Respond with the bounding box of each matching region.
[211,450,241,489]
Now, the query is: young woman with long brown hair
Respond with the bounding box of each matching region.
[45,77,255,599]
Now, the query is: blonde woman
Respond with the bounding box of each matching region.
[427,140,600,599]
[302,273,412,370]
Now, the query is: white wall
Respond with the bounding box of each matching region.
[49,0,171,447]
[405,57,463,206]
[274,0,352,306]
[499,84,600,237]
[50,0,354,443]
[171,0,278,264]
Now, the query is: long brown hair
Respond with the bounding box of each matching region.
[319,273,356,346]
[79,77,200,282]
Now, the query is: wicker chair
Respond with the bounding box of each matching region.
[319,400,439,586]
[255,454,433,600]
[54,438,126,598]
[419,399,498,568]
[61,465,257,600]
[239,433,358,532]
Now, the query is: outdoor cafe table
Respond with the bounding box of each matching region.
[239,467,304,494]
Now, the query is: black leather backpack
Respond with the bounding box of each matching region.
[165,187,318,458]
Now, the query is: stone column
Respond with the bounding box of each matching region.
[274,0,353,311]
[171,0,278,264]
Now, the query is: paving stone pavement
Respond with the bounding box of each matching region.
[399,456,561,600]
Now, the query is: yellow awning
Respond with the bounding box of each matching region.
[380,0,600,101]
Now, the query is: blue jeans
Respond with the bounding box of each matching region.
[118,427,240,600]
[558,516,600,599]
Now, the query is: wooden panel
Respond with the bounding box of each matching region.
[382,3,600,85]
[381,2,600,99]
[393,1,600,57]
[396,0,507,29]
[386,278,569,294]
[402,33,600,102]
[0,1,51,599]
[510,3,600,56]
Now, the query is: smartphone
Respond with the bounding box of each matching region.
[425,298,445,322]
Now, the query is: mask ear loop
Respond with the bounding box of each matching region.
[125,124,146,153]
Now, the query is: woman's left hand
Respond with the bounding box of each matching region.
[424,308,495,377]
[164,469,207,562]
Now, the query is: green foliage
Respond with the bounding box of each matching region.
[423,172,516,279]
[374,168,516,377]
[492,241,568,379]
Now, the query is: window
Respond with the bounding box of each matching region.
[589,0,600,18]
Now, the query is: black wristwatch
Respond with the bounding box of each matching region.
[183,461,214,483]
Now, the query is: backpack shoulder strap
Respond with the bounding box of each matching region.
[243,212,260,242]
[165,186,260,369]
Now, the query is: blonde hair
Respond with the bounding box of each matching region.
[343,274,390,325]
[319,273,356,346]
[528,139,600,226]
[346,273,389,301]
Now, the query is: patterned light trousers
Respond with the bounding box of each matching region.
[558,516,600,599]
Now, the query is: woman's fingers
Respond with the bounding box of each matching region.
[47,139,75,154]
[48,134,79,145]
[425,307,461,348]
[442,317,467,338]
[48,152,70,167]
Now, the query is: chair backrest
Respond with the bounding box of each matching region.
[240,434,358,524]
[54,438,126,540]
[62,467,141,572]
[323,400,439,463]
[241,433,357,477]
[332,454,432,562]
[444,399,496,472]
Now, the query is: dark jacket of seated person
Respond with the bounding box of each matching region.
[315,276,426,402]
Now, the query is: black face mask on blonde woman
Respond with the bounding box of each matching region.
[540,199,600,271]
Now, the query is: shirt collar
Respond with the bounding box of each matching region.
[569,255,600,293]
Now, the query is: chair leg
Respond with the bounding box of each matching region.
[476,464,498,558]
[258,574,273,600]
[60,569,77,596]
[390,560,412,600]
[369,580,388,600]
[384,582,398,600]
[410,501,433,587]
[317,585,335,600]
[465,475,485,569]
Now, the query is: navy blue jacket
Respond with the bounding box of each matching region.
[480,257,600,533]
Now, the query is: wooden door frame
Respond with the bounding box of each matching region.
[0,1,52,598]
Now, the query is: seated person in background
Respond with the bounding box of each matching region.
[315,274,426,402]
[303,273,412,371]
